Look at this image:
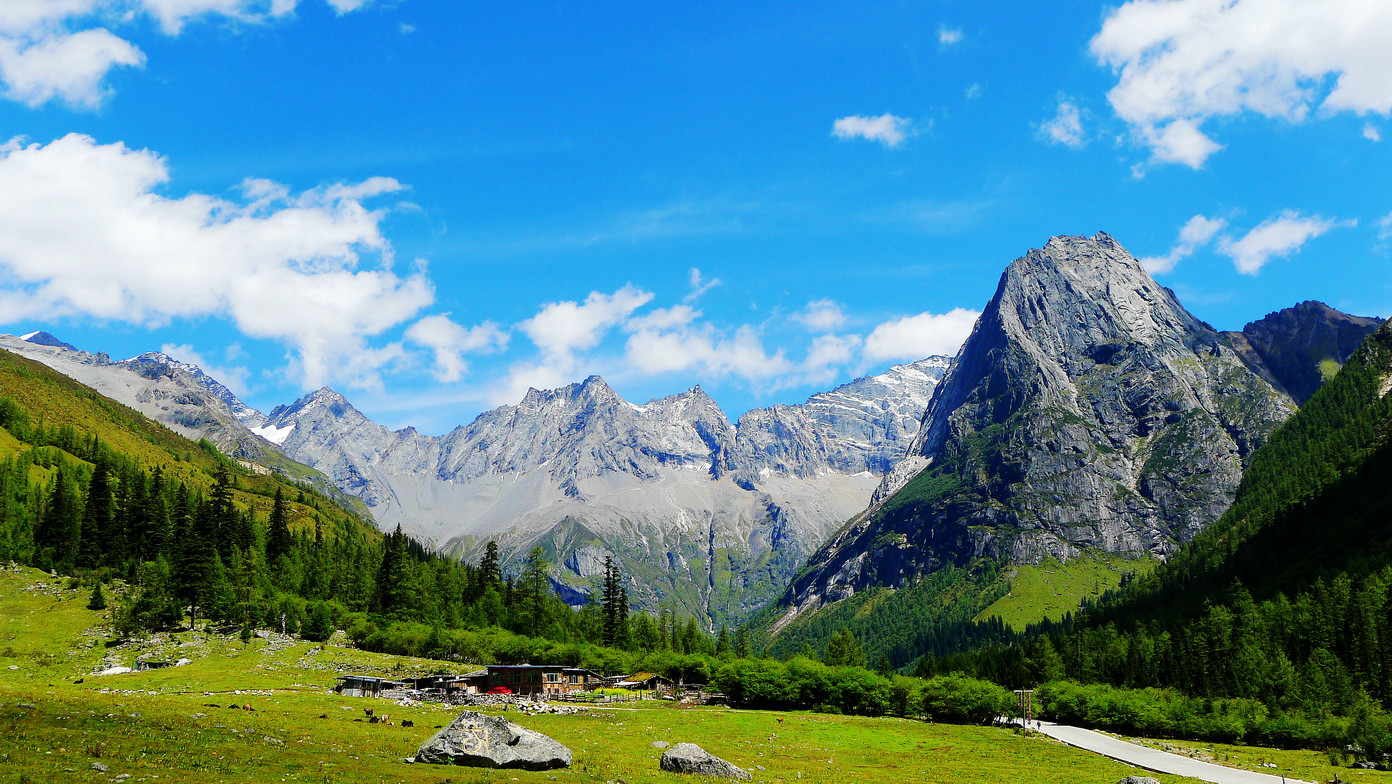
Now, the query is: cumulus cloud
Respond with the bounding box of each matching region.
[832,114,914,148]
[405,315,508,383]
[0,0,375,109]
[1365,124,1382,142]
[0,133,431,389]
[938,25,963,47]
[792,299,847,332]
[1218,210,1351,275]
[863,308,979,362]
[1091,0,1392,168]
[521,286,653,360]
[624,319,792,384]
[1140,214,1227,274]
[1040,98,1087,149]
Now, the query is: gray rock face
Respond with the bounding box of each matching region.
[263,362,946,623]
[778,233,1295,621]
[659,743,751,780]
[1118,777,1161,784]
[414,710,571,770]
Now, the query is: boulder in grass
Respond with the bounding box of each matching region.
[414,710,571,770]
[1118,777,1161,784]
[659,743,751,780]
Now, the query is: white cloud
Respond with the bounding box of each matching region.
[792,299,847,332]
[160,342,251,397]
[938,25,963,47]
[1218,210,1351,275]
[0,133,431,390]
[405,315,508,383]
[624,321,792,383]
[521,286,652,360]
[863,308,979,362]
[1365,124,1382,142]
[1091,0,1392,168]
[1380,211,1392,242]
[0,30,144,108]
[684,267,721,302]
[832,113,914,148]
[1140,214,1227,274]
[0,0,376,109]
[965,83,982,100]
[1040,98,1087,149]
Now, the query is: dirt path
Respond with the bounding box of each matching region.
[1012,719,1314,784]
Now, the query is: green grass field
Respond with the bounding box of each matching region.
[0,564,1350,784]
[976,555,1153,630]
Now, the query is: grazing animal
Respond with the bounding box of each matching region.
[242,704,253,711]
[402,720,414,728]
[317,713,327,719]
[228,705,240,710]
[776,718,784,725]
[369,716,380,724]
[364,708,373,717]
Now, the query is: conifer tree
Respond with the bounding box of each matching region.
[265,488,292,565]
[88,580,107,610]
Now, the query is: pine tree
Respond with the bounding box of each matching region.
[826,629,866,667]
[265,488,293,566]
[716,624,731,656]
[88,580,107,610]
[519,546,550,637]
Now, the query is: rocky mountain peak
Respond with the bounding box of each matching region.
[778,233,1295,622]
[20,330,77,350]
[1222,300,1384,405]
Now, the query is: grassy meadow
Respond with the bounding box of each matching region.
[0,564,1324,784]
[977,555,1154,630]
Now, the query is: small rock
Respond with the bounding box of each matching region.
[660,743,751,780]
[114,776,130,781]
[90,762,109,773]
[263,736,284,745]
[1118,778,1161,784]
[401,757,415,764]
[651,741,670,749]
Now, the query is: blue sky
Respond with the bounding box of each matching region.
[0,0,1388,434]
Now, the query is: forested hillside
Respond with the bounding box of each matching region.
[929,321,1392,752]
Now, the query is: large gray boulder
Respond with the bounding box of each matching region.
[659,743,751,780]
[414,710,571,770]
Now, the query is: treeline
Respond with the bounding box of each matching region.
[0,391,743,659]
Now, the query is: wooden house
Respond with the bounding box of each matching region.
[334,675,408,698]
[484,664,604,696]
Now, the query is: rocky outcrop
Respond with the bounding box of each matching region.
[777,233,1295,622]
[414,710,571,770]
[1223,300,1383,405]
[659,743,751,780]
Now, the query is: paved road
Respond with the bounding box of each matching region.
[1010,719,1314,784]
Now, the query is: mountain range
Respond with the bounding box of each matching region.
[2,232,1380,635]
[0,328,946,625]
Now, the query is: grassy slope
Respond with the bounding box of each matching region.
[976,555,1154,631]
[0,565,1225,784]
[0,348,377,542]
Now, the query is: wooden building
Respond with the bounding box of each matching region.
[334,675,408,698]
[483,664,604,697]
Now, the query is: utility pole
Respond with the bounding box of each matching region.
[1014,688,1035,732]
